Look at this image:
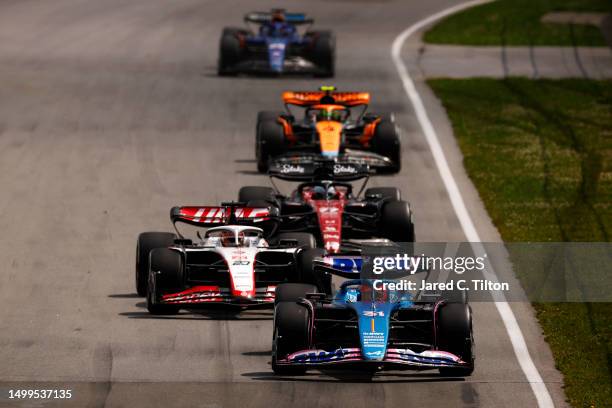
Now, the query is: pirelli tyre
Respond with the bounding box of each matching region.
[274,232,317,251]
[380,200,415,243]
[364,187,401,202]
[310,30,335,78]
[437,303,475,377]
[135,232,177,296]
[256,119,286,173]
[238,186,277,205]
[272,301,310,375]
[146,248,184,315]
[256,111,284,125]
[371,118,401,173]
[218,28,244,76]
[274,283,319,305]
[297,248,331,294]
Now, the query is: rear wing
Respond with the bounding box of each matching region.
[245,11,313,25]
[283,91,370,107]
[170,205,276,227]
[268,156,370,181]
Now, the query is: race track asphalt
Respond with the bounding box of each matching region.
[0,0,566,407]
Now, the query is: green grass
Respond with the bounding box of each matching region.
[428,78,612,407]
[424,0,611,46]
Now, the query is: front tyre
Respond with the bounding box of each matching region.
[274,283,319,305]
[272,301,310,375]
[297,248,330,294]
[437,303,475,377]
[218,28,244,76]
[147,248,183,315]
[136,232,177,296]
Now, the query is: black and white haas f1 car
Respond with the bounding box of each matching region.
[134,203,318,314]
[271,257,474,376]
[238,160,415,255]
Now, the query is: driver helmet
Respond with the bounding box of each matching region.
[312,185,326,199]
[220,230,235,247]
[220,230,246,247]
[316,109,343,122]
[271,9,286,23]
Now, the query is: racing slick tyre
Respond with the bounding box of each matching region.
[136,232,177,296]
[238,186,277,205]
[371,119,401,173]
[256,111,284,125]
[256,119,286,173]
[310,30,335,78]
[297,248,331,294]
[272,301,310,375]
[147,248,183,315]
[275,232,317,250]
[218,28,244,76]
[437,303,475,377]
[364,187,401,202]
[380,201,415,243]
[274,283,319,305]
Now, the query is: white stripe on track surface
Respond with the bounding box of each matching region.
[391,1,555,407]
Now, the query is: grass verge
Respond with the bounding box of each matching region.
[427,78,612,407]
[423,0,611,46]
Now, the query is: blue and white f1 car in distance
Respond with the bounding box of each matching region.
[271,254,475,376]
[217,9,335,77]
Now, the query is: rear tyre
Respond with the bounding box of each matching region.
[136,232,177,296]
[364,187,401,202]
[380,201,415,243]
[437,303,475,377]
[371,119,401,173]
[272,301,310,375]
[257,111,284,124]
[275,232,317,250]
[147,248,183,315]
[310,31,335,78]
[256,119,286,173]
[218,28,244,76]
[238,186,276,204]
[274,283,319,304]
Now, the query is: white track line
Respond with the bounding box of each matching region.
[391,2,555,407]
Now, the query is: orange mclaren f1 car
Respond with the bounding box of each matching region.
[255,86,401,173]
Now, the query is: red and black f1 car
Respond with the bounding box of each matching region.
[238,160,415,255]
[134,203,318,314]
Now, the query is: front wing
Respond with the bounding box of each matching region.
[224,58,324,75]
[160,285,276,307]
[275,347,468,369]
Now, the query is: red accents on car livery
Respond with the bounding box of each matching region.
[302,190,346,253]
[174,206,271,225]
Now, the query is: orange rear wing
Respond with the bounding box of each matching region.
[282,91,370,107]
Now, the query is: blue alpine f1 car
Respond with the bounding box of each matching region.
[217,9,334,77]
[271,254,475,376]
